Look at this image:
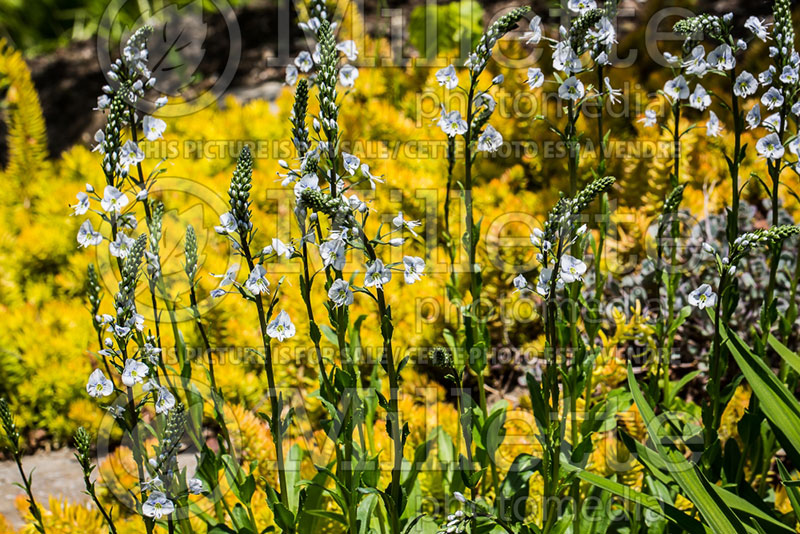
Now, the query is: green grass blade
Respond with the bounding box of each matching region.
[722,327,800,452]
[562,462,709,534]
[627,365,747,534]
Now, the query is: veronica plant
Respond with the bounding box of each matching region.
[638,34,706,405]
[0,398,47,534]
[277,6,432,533]
[433,6,530,506]
[517,4,618,531]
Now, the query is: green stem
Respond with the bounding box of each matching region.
[707,271,729,447]
[239,239,291,522]
[354,225,401,534]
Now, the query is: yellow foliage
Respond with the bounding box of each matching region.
[0,39,49,186]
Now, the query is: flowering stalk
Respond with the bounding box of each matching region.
[75,427,117,534]
[87,263,117,387]
[760,0,797,360]
[701,226,800,447]
[0,398,47,534]
[514,175,614,532]
[227,146,292,514]
[436,6,529,501]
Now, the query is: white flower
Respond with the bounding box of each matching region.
[780,66,798,85]
[155,387,176,414]
[142,492,174,519]
[245,264,270,295]
[552,41,581,74]
[762,87,784,110]
[212,264,239,290]
[664,75,689,101]
[590,17,616,47]
[745,16,771,42]
[763,112,783,132]
[526,67,544,89]
[336,40,358,61]
[119,140,145,171]
[706,111,724,137]
[435,65,459,90]
[756,132,784,160]
[707,44,735,71]
[477,124,503,152]
[793,102,800,116]
[474,92,495,111]
[403,256,425,284]
[109,232,135,258]
[788,136,800,156]
[299,17,321,32]
[285,65,298,85]
[604,77,622,104]
[759,68,774,86]
[453,492,466,503]
[663,52,680,66]
[688,284,717,309]
[342,152,360,175]
[71,192,90,215]
[77,220,104,247]
[638,109,657,127]
[101,185,129,213]
[270,238,294,259]
[294,173,320,198]
[86,369,114,398]
[393,211,421,237]
[559,254,587,283]
[733,71,758,98]
[215,212,239,234]
[348,193,367,213]
[155,96,168,108]
[536,268,563,296]
[188,478,204,495]
[295,51,314,72]
[121,358,149,387]
[365,259,391,288]
[328,279,354,307]
[567,0,596,14]
[360,164,384,189]
[320,237,346,270]
[688,84,710,111]
[339,64,359,87]
[558,76,585,101]
[142,115,166,141]
[746,105,761,130]
[512,274,529,292]
[267,310,296,341]
[682,45,707,77]
[437,107,468,137]
[521,16,542,45]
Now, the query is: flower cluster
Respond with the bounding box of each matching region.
[673,14,731,42]
[516,176,615,296]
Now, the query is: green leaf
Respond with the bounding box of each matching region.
[666,370,701,407]
[767,334,800,375]
[627,365,746,534]
[561,462,705,534]
[721,326,800,454]
[777,461,800,519]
